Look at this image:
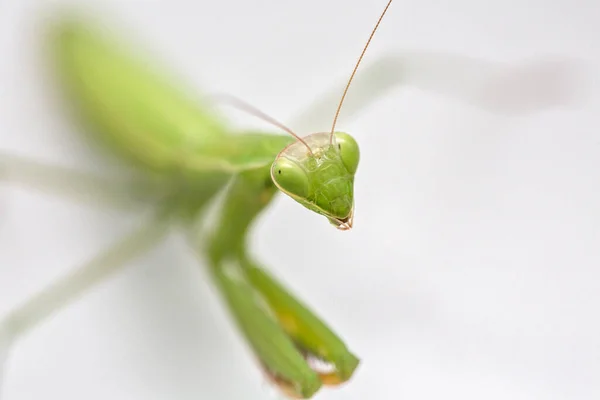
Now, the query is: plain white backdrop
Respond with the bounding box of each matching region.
[1,0,599,399]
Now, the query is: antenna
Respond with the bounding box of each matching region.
[213,94,314,155]
[329,0,393,144]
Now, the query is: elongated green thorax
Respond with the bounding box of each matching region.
[271,132,360,230]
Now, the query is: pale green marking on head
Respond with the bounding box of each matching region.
[271,132,359,230]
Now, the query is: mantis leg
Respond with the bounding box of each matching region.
[186,168,357,399]
[289,50,586,132]
[0,211,170,395]
[241,258,359,385]
[0,151,156,211]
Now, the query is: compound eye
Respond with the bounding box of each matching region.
[334,132,360,175]
[271,157,309,198]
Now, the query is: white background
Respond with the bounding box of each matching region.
[1,0,599,400]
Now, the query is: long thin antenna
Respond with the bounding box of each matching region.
[213,94,314,155]
[329,0,393,144]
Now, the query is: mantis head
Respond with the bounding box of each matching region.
[221,0,390,233]
[267,0,391,232]
[271,132,359,230]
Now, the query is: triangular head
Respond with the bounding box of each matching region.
[271,132,359,230]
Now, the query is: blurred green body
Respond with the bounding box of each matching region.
[51,19,359,398]
[4,1,571,398]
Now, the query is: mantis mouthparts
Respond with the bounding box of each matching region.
[329,209,354,231]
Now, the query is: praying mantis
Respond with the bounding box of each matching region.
[0,0,585,398]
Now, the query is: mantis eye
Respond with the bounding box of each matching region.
[334,132,360,175]
[271,157,309,198]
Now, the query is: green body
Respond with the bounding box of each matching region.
[2,3,563,398]
[51,19,359,398]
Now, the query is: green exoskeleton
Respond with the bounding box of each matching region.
[0,2,393,398]
[0,0,584,398]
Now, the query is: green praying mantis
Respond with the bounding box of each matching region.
[0,0,585,398]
